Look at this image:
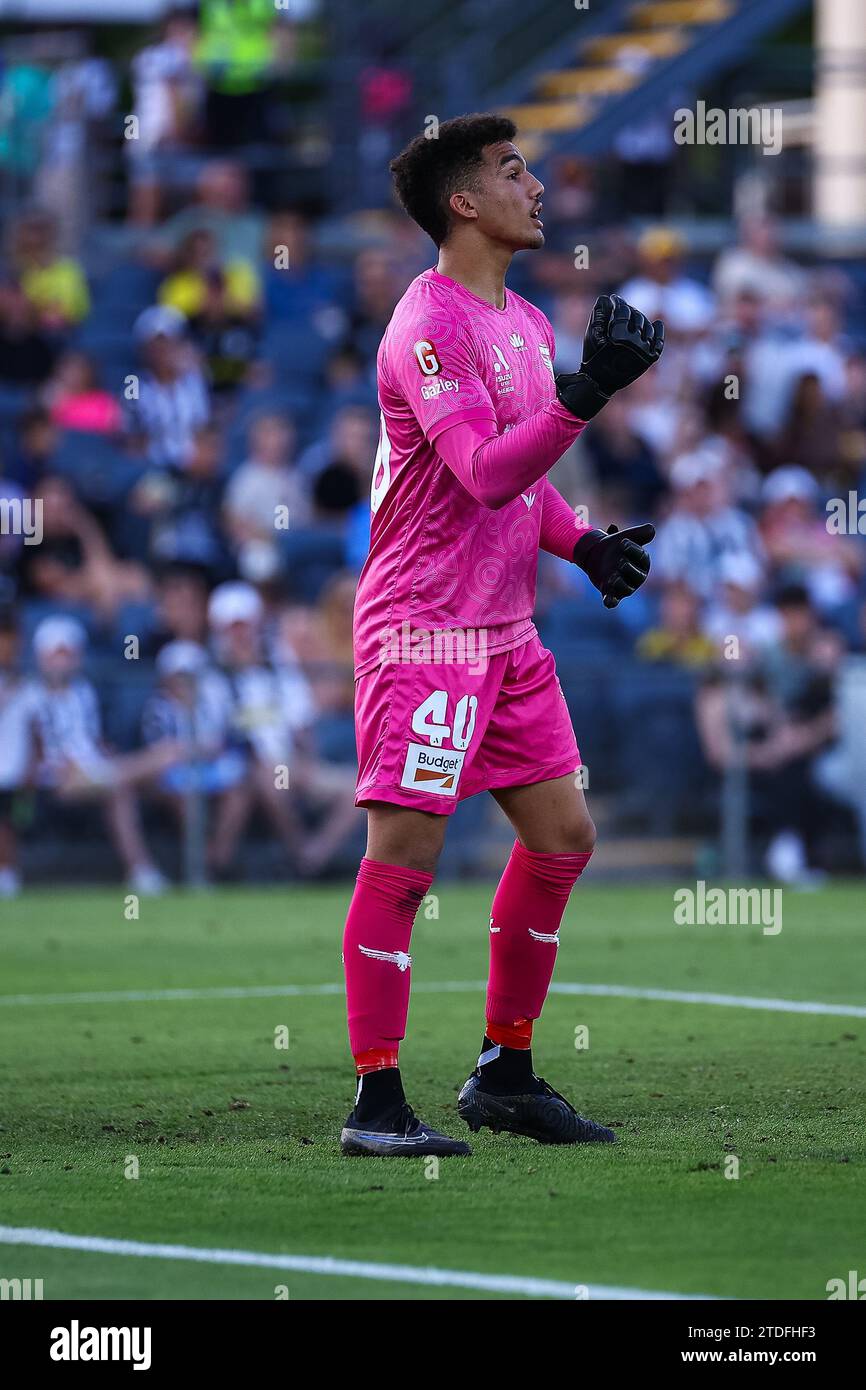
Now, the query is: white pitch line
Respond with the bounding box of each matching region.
[0,980,864,1017]
[0,1225,714,1301]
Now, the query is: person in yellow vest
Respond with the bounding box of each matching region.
[9,210,90,330]
[195,0,295,149]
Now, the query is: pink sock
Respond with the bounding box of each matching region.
[343,857,434,1066]
[486,840,592,1031]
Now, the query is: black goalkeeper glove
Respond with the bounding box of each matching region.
[555,294,665,421]
[573,522,655,609]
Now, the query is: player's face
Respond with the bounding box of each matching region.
[475,142,545,250]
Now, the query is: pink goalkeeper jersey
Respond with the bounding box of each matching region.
[353,267,584,677]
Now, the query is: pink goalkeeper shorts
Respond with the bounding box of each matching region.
[354,633,580,816]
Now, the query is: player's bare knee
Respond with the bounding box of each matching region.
[562,816,597,855]
[366,803,447,874]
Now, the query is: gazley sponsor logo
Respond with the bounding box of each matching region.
[400,743,465,796]
[421,377,459,401]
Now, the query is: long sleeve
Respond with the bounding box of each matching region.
[538,479,592,561]
[434,400,589,511]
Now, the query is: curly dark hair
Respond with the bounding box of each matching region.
[389,113,518,247]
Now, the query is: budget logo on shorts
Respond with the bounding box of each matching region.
[401,743,465,797]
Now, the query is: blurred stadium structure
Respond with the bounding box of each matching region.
[0,0,865,892]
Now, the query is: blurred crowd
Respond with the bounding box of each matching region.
[1,13,866,893]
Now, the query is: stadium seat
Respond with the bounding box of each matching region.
[260,323,330,385]
[314,712,357,765]
[280,527,347,603]
[96,662,157,751]
[90,263,162,317]
[0,383,33,426]
[53,431,146,507]
[611,663,705,828]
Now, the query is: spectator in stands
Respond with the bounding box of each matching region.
[142,637,246,829]
[127,6,204,227]
[0,278,58,386]
[618,226,715,336]
[223,412,310,580]
[300,404,376,525]
[712,216,805,319]
[694,638,840,886]
[0,47,55,187]
[703,552,781,660]
[158,228,260,322]
[27,616,182,893]
[757,585,846,880]
[580,391,666,515]
[195,0,297,152]
[0,471,28,585]
[0,609,34,897]
[276,596,352,716]
[19,474,151,624]
[309,571,355,712]
[741,291,849,444]
[5,407,58,492]
[263,210,348,325]
[138,423,230,577]
[636,579,717,670]
[141,564,211,656]
[8,210,90,329]
[158,228,261,392]
[550,290,596,367]
[43,351,123,434]
[760,465,861,612]
[206,581,358,876]
[146,160,264,268]
[344,248,403,360]
[654,449,762,600]
[128,305,210,468]
[769,371,843,485]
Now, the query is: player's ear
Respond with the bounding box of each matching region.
[448,190,479,223]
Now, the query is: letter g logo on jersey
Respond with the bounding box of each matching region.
[413,340,441,375]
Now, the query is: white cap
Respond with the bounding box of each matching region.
[670,449,722,490]
[207,581,264,629]
[237,539,281,584]
[134,304,187,343]
[762,465,818,505]
[719,552,763,590]
[156,640,207,677]
[33,615,87,657]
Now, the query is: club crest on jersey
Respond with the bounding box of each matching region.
[413,339,441,375]
[521,491,536,509]
[538,343,555,378]
[509,333,525,350]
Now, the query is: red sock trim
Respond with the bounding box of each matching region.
[486,1016,533,1050]
[354,1047,400,1075]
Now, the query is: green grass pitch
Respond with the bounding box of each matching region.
[1,883,863,1300]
